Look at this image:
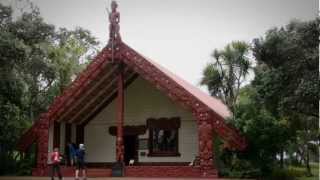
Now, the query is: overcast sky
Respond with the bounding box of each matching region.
[3,0,318,91]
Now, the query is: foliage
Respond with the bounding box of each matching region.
[51,27,99,93]
[0,2,99,175]
[230,86,291,175]
[252,19,319,122]
[205,19,319,178]
[17,144,37,175]
[200,41,252,112]
[252,19,319,175]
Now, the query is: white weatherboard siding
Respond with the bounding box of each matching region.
[59,122,65,153]
[85,77,198,163]
[71,124,76,143]
[48,123,54,153]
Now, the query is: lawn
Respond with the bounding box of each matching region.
[294,162,319,180]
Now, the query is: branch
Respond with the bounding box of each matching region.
[215,57,225,81]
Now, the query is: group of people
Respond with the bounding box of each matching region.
[50,142,86,180]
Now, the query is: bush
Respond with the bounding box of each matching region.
[0,152,18,175]
[218,168,261,178]
[17,158,33,175]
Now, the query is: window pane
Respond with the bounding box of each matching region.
[152,129,177,153]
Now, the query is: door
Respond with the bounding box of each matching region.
[124,135,138,165]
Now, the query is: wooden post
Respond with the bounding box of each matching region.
[34,114,50,176]
[116,64,124,163]
[196,111,217,177]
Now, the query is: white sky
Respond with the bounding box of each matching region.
[2,0,318,91]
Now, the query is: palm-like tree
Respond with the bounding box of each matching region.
[201,41,251,112]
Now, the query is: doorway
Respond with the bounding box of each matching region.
[124,135,138,165]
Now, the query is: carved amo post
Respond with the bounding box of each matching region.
[107,0,124,164]
[35,114,50,176]
[195,111,215,177]
[116,64,124,163]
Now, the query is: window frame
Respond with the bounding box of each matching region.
[147,117,181,157]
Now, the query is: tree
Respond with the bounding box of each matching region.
[252,19,319,175]
[50,27,99,93]
[8,7,56,120]
[232,86,291,175]
[0,2,99,174]
[203,19,319,178]
[253,20,319,119]
[200,41,251,113]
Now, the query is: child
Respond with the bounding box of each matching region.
[75,144,86,180]
[50,147,63,180]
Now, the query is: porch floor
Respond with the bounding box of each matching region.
[31,166,218,178]
[0,177,249,180]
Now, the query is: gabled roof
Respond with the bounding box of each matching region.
[18,40,246,151]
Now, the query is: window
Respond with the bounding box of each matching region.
[147,117,180,156]
[151,129,178,153]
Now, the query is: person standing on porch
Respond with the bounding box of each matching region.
[67,142,76,166]
[50,147,63,180]
[75,144,86,180]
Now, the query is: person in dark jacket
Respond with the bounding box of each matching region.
[75,144,86,180]
[67,142,76,166]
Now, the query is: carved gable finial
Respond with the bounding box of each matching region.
[107,0,121,42]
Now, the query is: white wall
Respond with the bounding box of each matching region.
[85,77,198,163]
[59,122,65,153]
[48,122,54,153]
[71,124,76,143]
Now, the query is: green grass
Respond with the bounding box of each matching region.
[296,162,319,180]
